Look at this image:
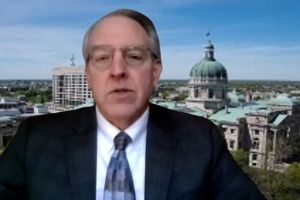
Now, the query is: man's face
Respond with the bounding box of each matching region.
[85,16,162,129]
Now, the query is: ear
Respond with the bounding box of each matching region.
[152,60,162,88]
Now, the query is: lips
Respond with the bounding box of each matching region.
[108,88,135,99]
[108,88,135,102]
[111,88,133,93]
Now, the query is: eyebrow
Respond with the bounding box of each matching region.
[87,44,153,62]
[89,44,147,52]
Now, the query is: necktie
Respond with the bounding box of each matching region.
[103,132,136,200]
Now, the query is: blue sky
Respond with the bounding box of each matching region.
[1,0,300,80]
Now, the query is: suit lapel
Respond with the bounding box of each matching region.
[64,106,97,200]
[145,104,177,200]
[63,104,176,200]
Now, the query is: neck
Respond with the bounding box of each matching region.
[97,104,149,131]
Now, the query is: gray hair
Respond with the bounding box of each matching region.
[82,9,161,63]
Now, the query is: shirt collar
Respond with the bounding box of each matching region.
[96,106,149,153]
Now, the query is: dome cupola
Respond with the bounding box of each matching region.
[190,40,227,80]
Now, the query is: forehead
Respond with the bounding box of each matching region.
[88,16,149,47]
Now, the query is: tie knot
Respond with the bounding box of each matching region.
[114,132,131,150]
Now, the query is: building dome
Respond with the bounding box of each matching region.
[190,59,227,79]
[190,40,227,79]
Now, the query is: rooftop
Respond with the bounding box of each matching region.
[209,104,268,124]
[268,93,300,106]
[271,114,287,126]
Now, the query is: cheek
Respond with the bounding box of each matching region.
[85,68,95,87]
[88,73,106,96]
[135,70,156,96]
[88,74,97,89]
[87,68,105,87]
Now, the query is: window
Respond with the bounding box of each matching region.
[253,129,260,135]
[222,89,225,99]
[208,89,214,99]
[229,140,235,149]
[222,127,227,133]
[230,129,235,134]
[251,154,258,167]
[194,89,199,98]
[253,138,259,150]
[252,154,257,161]
[268,131,274,152]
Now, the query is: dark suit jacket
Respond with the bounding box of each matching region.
[0,104,265,200]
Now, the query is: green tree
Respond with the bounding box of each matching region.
[175,93,188,102]
[41,96,45,104]
[290,138,300,161]
[0,89,10,97]
[232,149,248,169]
[162,91,170,99]
[261,170,288,200]
[287,163,300,184]
[286,163,300,198]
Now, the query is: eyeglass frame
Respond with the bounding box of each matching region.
[86,45,159,70]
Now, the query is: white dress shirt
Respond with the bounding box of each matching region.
[95,107,148,200]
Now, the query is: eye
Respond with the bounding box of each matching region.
[127,54,143,60]
[126,50,145,62]
[93,54,111,63]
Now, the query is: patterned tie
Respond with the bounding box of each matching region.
[103,132,136,200]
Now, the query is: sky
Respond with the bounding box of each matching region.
[1,0,300,80]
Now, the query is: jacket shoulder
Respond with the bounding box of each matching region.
[23,106,95,126]
[16,106,96,140]
[149,103,216,131]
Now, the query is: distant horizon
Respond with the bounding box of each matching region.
[1,1,300,80]
[1,78,300,83]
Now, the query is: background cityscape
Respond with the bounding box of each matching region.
[1,1,300,199]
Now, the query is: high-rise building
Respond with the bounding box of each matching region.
[52,66,92,110]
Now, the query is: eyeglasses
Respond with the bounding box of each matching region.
[88,45,158,70]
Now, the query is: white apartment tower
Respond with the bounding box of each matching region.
[52,65,92,110]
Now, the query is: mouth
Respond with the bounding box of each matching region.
[108,88,135,102]
[111,88,134,94]
[108,88,135,97]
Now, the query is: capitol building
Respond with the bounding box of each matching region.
[154,40,300,170]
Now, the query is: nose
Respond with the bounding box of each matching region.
[109,52,128,78]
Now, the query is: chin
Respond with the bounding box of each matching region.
[106,102,135,114]
[108,103,145,123]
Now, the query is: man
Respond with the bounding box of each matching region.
[0,9,266,200]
